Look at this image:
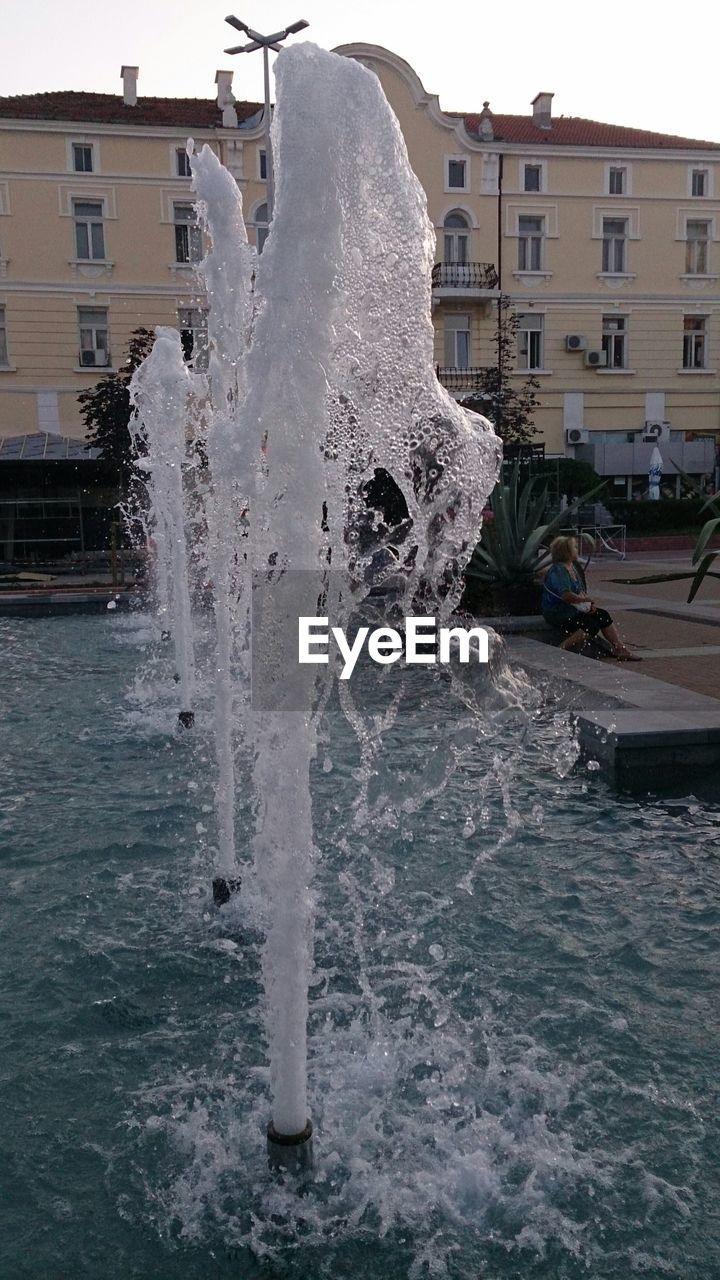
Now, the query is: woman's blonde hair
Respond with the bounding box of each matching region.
[549,534,576,563]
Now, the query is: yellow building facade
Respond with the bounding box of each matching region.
[0,71,268,449]
[338,45,719,494]
[1,48,719,497]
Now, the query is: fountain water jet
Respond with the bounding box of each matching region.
[131,328,196,727]
[189,145,256,894]
[135,42,500,1155]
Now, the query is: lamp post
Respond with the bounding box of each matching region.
[224,15,309,223]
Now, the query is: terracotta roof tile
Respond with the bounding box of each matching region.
[464,112,720,150]
[1,90,717,151]
[0,91,262,128]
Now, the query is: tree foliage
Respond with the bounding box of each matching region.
[78,327,155,490]
[461,296,540,445]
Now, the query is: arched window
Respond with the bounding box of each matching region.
[443,210,470,264]
[254,202,269,253]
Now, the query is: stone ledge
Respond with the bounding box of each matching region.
[505,635,720,785]
[477,614,550,634]
[579,707,720,750]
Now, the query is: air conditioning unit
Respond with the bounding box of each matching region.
[565,334,587,352]
[643,421,671,443]
[565,427,589,445]
[584,350,607,368]
[80,349,109,367]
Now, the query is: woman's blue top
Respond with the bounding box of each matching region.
[541,563,584,622]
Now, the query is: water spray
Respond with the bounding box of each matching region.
[131,42,500,1167]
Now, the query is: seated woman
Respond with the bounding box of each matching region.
[541,535,640,660]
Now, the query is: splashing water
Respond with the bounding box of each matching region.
[133,43,500,1144]
[190,146,255,879]
[5,610,717,1278]
[131,330,197,718]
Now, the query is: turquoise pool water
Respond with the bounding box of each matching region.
[1,612,719,1279]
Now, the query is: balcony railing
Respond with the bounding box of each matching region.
[431,262,499,291]
[436,366,487,392]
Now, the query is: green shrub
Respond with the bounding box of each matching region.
[610,493,720,600]
[605,498,707,533]
[534,458,607,502]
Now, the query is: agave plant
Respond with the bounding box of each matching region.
[465,463,601,591]
[688,493,720,599]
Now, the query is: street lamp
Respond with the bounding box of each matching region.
[224,15,309,223]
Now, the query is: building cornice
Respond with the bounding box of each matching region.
[0,117,263,142]
[334,44,720,163]
[0,280,202,296]
[0,170,207,187]
[493,142,720,162]
[503,293,720,306]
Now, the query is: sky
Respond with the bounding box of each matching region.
[2,0,719,142]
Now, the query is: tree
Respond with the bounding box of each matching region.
[461,295,540,445]
[78,327,155,492]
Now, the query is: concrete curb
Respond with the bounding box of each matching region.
[505,635,720,786]
[0,588,137,614]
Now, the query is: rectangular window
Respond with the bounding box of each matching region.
[173,203,202,264]
[523,164,541,192]
[443,231,469,263]
[447,159,466,189]
[178,307,209,370]
[176,148,191,177]
[685,220,709,274]
[73,200,105,260]
[517,313,543,370]
[518,215,544,271]
[72,143,93,173]
[259,149,267,180]
[683,316,707,369]
[691,169,707,197]
[78,306,110,367]
[443,213,470,264]
[601,315,627,369]
[0,306,8,366]
[602,218,627,272]
[443,313,470,368]
[608,167,625,195]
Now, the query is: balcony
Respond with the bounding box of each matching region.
[431,261,499,302]
[436,367,487,395]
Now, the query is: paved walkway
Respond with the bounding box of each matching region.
[573,553,720,702]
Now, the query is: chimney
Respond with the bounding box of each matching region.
[120,65,139,107]
[215,69,238,128]
[531,92,554,129]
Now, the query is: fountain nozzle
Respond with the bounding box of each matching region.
[267,1119,314,1173]
[212,876,242,906]
[178,710,195,729]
